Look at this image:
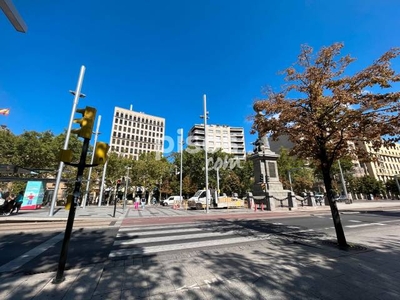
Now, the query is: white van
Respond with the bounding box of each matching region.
[162,196,183,206]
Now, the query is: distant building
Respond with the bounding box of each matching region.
[269,134,400,182]
[357,141,400,182]
[109,106,165,160]
[188,124,246,160]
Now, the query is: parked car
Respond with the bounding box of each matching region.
[162,196,183,206]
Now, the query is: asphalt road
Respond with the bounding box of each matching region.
[1,209,399,276]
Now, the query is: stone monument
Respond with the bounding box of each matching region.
[249,133,289,210]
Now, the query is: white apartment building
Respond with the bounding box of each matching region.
[188,124,246,160]
[109,106,165,160]
[357,141,400,182]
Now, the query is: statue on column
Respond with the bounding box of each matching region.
[252,132,270,153]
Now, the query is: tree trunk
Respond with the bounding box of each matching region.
[321,164,348,248]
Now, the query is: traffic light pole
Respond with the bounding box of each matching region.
[113,182,120,218]
[53,137,90,284]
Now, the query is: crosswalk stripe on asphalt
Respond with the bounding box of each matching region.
[109,223,271,259]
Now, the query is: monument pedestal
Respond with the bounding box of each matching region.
[250,148,290,210]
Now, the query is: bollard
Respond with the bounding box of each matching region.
[261,202,264,211]
[254,203,257,212]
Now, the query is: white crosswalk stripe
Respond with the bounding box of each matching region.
[109,223,271,259]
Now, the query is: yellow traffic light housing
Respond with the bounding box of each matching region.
[93,142,109,165]
[71,106,97,139]
[59,149,73,163]
[65,194,74,210]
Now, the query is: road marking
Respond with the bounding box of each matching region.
[119,223,200,232]
[109,235,270,258]
[272,223,282,225]
[348,220,362,223]
[0,233,64,273]
[345,223,386,228]
[114,231,239,246]
[117,227,204,238]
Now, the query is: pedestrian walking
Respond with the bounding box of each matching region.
[141,197,146,210]
[10,191,24,214]
[134,198,139,210]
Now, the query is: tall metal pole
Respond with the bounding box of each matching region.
[288,171,293,192]
[98,160,108,206]
[203,94,209,213]
[338,160,348,198]
[82,115,101,208]
[179,128,183,202]
[49,65,86,217]
[216,168,220,196]
[123,166,131,211]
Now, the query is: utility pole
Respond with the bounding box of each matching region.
[98,160,107,206]
[338,160,348,199]
[200,94,209,213]
[179,128,183,202]
[123,166,131,211]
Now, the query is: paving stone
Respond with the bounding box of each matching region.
[91,290,122,300]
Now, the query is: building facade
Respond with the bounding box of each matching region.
[109,106,165,160]
[188,124,246,160]
[358,142,400,182]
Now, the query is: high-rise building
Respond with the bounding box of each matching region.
[109,106,165,160]
[188,124,246,160]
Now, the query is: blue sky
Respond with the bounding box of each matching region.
[1,0,400,154]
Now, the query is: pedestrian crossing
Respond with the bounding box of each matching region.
[109,222,272,259]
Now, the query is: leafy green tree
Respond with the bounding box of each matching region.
[385,179,400,197]
[131,152,171,202]
[252,43,400,248]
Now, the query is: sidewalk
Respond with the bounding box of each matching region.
[1,222,400,299]
[2,200,400,223]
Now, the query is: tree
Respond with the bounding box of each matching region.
[252,43,400,248]
[385,178,400,197]
[131,152,171,202]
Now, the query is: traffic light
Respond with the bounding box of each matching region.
[265,175,269,183]
[71,106,97,139]
[59,149,72,163]
[93,142,109,165]
[116,179,122,188]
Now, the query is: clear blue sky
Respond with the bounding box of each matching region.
[1,0,400,154]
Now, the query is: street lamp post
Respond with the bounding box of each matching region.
[288,170,293,192]
[338,160,349,199]
[216,168,220,196]
[0,0,27,33]
[179,128,183,202]
[81,115,102,208]
[123,166,131,211]
[98,161,108,206]
[49,65,86,217]
[200,94,209,213]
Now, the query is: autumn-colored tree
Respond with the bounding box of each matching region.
[252,43,400,248]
